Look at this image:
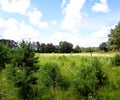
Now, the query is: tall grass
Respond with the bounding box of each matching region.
[0,53,120,99]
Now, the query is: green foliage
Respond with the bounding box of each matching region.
[59,41,73,53]
[45,43,56,53]
[0,43,11,71]
[40,62,69,90]
[74,45,82,53]
[1,51,120,99]
[71,58,108,99]
[0,39,17,49]
[111,54,120,66]
[9,41,39,100]
[99,42,108,52]
[108,22,120,51]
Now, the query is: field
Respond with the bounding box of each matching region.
[0,53,120,100]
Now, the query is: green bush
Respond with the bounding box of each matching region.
[40,62,69,90]
[71,58,108,99]
[112,54,120,66]
[9,41,39,100]
[0,43,11,71]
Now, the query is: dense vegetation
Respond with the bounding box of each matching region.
[100,22,120,52]
[0,39,95,53]
[0,41,39,100]
[0,21,120,99]
[0,40,120,99]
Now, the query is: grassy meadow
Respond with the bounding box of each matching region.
[0,53,120,100]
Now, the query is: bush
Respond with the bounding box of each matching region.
[112,54,120,66]
[71,58,108,99]
[40,62,69,90]
[0,43,11,71]
[9,41,39,100]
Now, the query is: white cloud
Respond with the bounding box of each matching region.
[92,0,110,13]
[0,0,48,28]
[28,8,42,25]
[49,32,68,44]
[28,8,49,28]
[79,24,117,47]
[49,31,80,46]
[51,20,58,26]
[0,18,41,42]
[90,25,111,46]
[61,0,67,8]
[80,37,104,47]
[91,26,110,38]
[67,34,79,46]
[86,24,116,47]
[0,0,49,28]
[0,0,30,15]
[61,0,86,31]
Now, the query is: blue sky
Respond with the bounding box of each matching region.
[0,0,120,47]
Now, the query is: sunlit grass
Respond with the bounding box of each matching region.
[0,53,120,99]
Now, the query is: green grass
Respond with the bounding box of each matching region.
[1,53,120,100]
[36,53,120,99]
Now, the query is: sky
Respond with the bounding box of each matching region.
[0,0,120,47]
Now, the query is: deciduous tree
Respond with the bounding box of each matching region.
[59,41,73,53]
[108,22,120,51]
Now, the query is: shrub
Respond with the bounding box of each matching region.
[72,58,108,99]
[40,62,69,90]
[112,54,120,66]
[0,43,11,71]
[9,41,39,100]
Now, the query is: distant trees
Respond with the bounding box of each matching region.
[1,39,110,53]
[108,22,120,51]
[99,42,108,52]
[59,41,73,53]
[31,41,73,53]
[29,41,101,53]
[45,43,56,53]
[40,43,46,53]
[74,45,82,53]
[0,39,17,49]
[1,21,120,53]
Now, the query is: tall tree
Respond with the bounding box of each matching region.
[32,41,41,52]
[40,43,46,53]
[45,43,55,53]
[0,39,17,49]
[36,41,41,52]
[99,42,108,52]
[108,22,120,51]
[59,41,73,53]
[74,45,82,53]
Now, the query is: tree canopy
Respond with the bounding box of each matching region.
[59,41,73,53]
[99,42,108,52]
[108,22,120,51]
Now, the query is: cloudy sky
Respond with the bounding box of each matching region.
[0,0,120,47]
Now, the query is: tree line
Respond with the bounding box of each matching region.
[0,39,98,53]
[0,21,120,53]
